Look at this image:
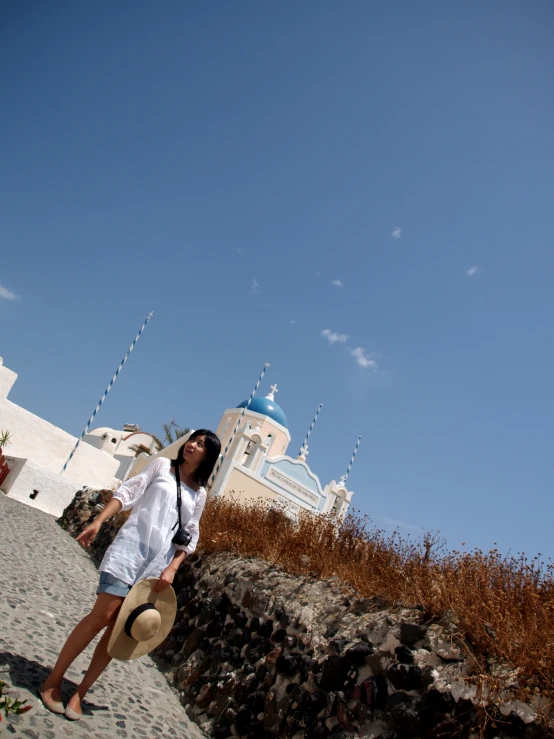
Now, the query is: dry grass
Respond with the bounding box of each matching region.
[199,494,554,711]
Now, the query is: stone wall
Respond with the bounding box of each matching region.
[58,489,552,739]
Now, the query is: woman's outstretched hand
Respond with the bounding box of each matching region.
[152,567,176,593]
[76,520,101,548]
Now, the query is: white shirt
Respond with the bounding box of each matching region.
[99,457,206,586]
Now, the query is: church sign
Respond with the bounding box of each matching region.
[266,467,319,506]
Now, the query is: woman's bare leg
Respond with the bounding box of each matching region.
[66,620,116,715]
[41,593,123,703]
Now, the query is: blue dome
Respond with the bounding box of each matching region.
[237,396,287,428]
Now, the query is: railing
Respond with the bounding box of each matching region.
[0,448,10,487]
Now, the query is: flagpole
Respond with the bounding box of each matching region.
[61,312,153,475]
[340,434,362,484]
[298,403,323,458]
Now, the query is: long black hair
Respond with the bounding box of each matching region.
[171,429,221,487]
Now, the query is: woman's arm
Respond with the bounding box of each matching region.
[152,550,187,593]
[152,489,208,593]
[75,497,123,548]
[76,459,162,548]
[112,458,162,511]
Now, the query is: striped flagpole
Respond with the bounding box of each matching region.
[340,434,362,484]
[210,362,269,486]
[298,403,323,458]
[61,312,153,475]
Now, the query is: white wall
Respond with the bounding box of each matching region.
[114,453,137,480]
[0,362,17,401]
[0,398,120,488]
[2,456,81,518]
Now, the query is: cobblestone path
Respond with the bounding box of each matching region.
[0,494,204,739]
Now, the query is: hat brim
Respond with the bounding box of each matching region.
[108,578,177,661]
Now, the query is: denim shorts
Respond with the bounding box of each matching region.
[97,571,132,598]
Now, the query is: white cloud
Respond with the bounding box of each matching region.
[289,320,296,324]
[323,330,383,372]
[331,279,344,287]
[466,266,481,276]
[350,347,378,370]
[250,278,259,294]
[321,329,349,344]
[391,227,402,239]
[0,284,18,300]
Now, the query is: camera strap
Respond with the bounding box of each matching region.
[174,463,183,532]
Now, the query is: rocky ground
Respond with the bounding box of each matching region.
[0,493,205,739]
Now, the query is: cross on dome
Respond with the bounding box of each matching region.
[266,384,278,401]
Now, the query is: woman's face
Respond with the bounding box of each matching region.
[183,435,207,470]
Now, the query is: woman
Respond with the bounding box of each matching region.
[39,429,221,720]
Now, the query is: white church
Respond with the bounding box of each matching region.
[0,356,357,521]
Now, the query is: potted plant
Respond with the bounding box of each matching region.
[0,430,12,453]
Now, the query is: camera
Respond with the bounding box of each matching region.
[171,527,192,547]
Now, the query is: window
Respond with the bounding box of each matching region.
[242,434,263,469]
[331,495,343,517]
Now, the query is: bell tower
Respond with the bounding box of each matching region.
[213,383,291,491]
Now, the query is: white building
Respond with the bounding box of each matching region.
[0,357,159,516]
[84,425,160,480]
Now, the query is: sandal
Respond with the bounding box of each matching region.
[65,693,82,721]
[37,684,65,715]
[65,705,82,721]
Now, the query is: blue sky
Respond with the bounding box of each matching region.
[2,2,553,559]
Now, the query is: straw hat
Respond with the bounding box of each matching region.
[108,578,177,661]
